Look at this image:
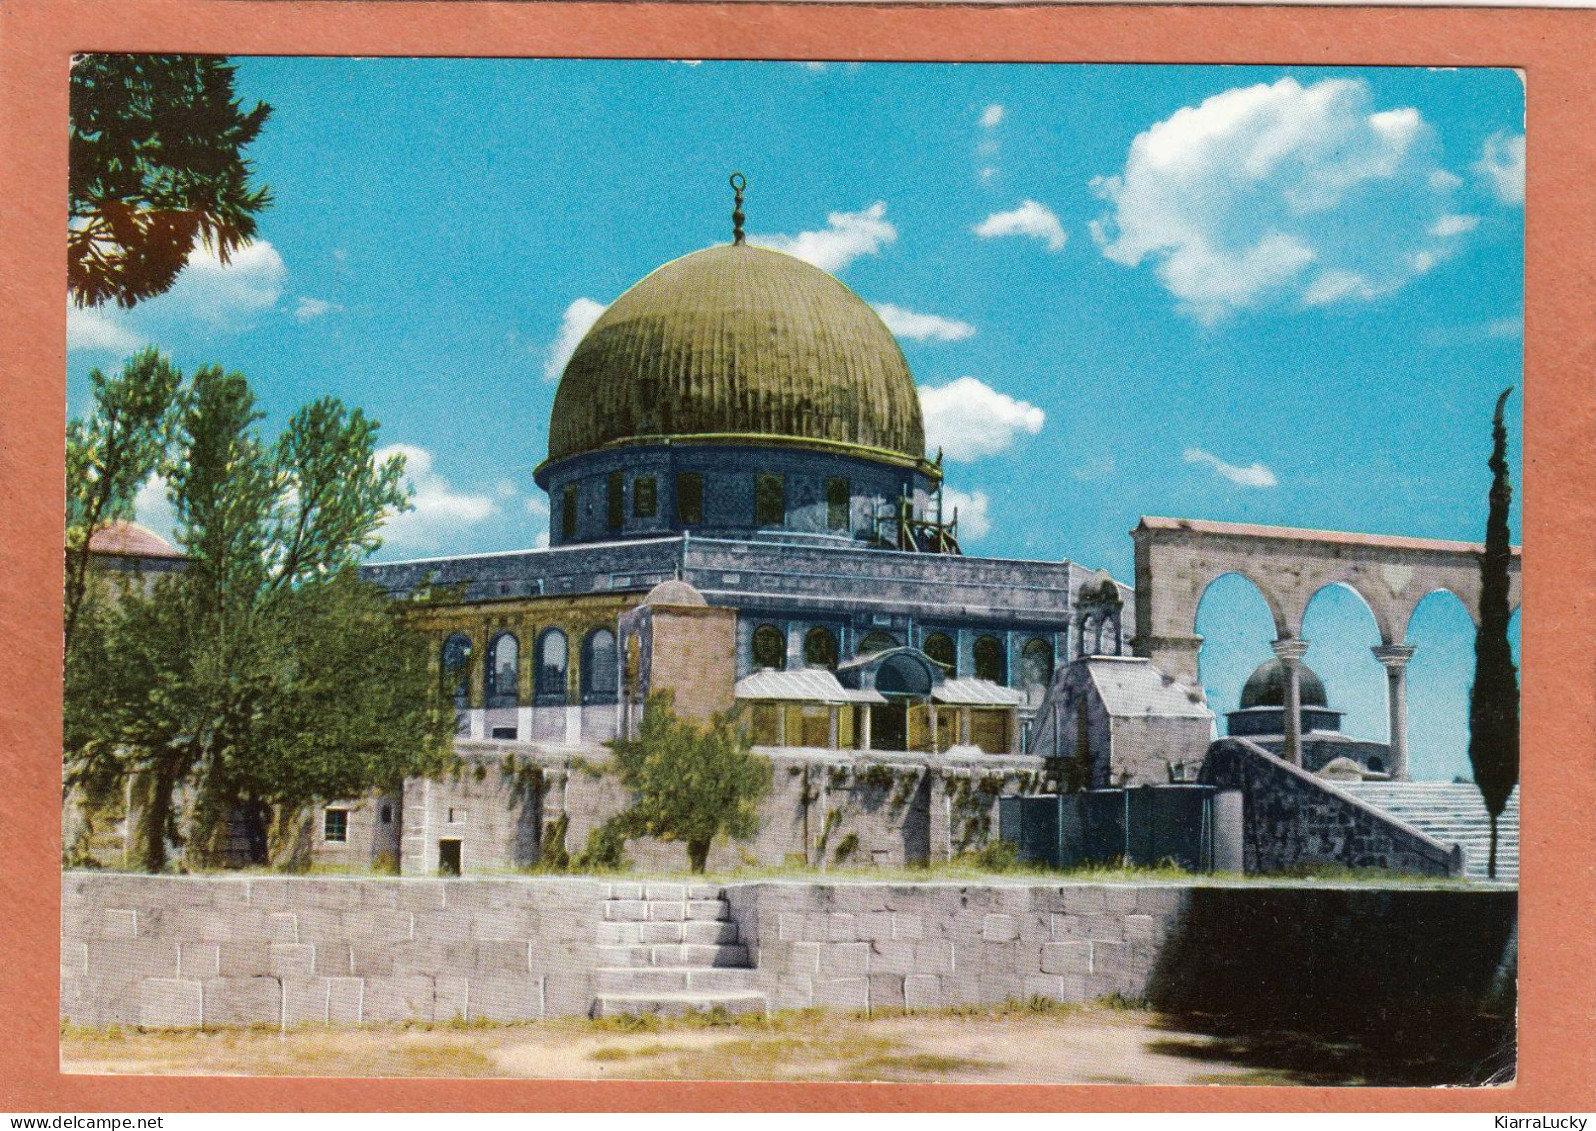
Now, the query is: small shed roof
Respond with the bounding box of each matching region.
[1083,657,1211,719]
[932,677,1025,706]
[735,668,886,705]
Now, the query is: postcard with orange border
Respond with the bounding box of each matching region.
[3,0,1595,1114]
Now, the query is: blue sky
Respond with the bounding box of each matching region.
[66,59,1524,779]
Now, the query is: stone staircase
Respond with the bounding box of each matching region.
[590,882,767,1018]
[1334,781,1520,883]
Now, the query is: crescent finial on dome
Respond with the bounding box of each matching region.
[730,172,747,245]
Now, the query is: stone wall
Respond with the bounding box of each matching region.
[63,873,1515,1031]
[1201,738,1463,876]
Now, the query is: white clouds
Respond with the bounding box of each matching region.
[939,487,991,542]
[749,202,896,273]
[871,302,975,342]
[159,240,287,328]
[133,474,178,543]
[67,239,289,354]
[375,443,496,552]
[544,297,607,381]
[67,305,143,355]
[1475,131,1525,205]
[981,104,1005,129]
[294,296,342,322]
[1183,447,1278,489]
[973,201,1067,252]
[919,376,1045,461]
[1092,77,1473,323]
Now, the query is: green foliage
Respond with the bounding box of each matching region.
[63,348,183,658]
[605,693,772,873]
[1468,388,1521,880]
[575,820,630,872]
[69,55,272,308]
[539,814,571,872]
[954,837,1021,873]
[63,359,449,872]
[833,832,860,865]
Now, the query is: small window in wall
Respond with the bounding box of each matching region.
[755,473,785,526]
[923,632,956,673]
[562,483,578,541]
[634,476,658,518]
[486,632,519,707]
[441,633,473,708]
[448,807,467,824]
[379,804,393,825]
[324,808,348,843]
[677,473,704,525]
[537,628,569,699]
[859,631,898,657]
[491,726,518,740]
[752,624,786,670]
[1020,637,1055,695]
[439,839,462,877]
[803,626,838,670]
[607,470,624,530]
[974,635,1006,684]
[826,477,850,531]
[582,628,619,701]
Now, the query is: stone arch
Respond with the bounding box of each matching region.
[1300,582,1387,742]
[1195,571,1279,717]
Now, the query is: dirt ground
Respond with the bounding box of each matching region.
[59,1002,1448,1086]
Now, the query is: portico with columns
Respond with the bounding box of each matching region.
[1131,517,1521,777]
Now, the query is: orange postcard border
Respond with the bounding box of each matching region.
[2,0,1593,1112]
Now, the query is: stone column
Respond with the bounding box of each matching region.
[1271,638,1311,766]
[1371,643,1417,781]
[860,706,872,751]
[827,706,840,750]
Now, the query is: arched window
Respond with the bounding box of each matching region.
[973,635,1006,684]
[486,632,519,707]
[922,632,956,674]
[441,633,473,707]
[803,626,837,670]
[1020,637,1054,695]
[536,629,568,700]
[752,624,786,671]
[858,631,898,658]
[582,628,618,702]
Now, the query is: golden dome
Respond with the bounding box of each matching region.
[545,244,926,469]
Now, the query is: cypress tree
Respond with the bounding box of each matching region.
[1468,387,1519,880]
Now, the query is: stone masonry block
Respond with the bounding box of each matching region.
[1064,888,1107,914]
[470,908,539,940]
[313,943,353,977]
[269,944,316,979]
[978,973,1024,1005]
[639,921,684,945]
[868,973,906,1012]
[361,975,435,1023]
[434,975,470,1022]
[814,976,869,1011]
[327,977,364,1025]
[868,939,916,975]
[1023,974,1067,1003]
[686,884,721,901]
[1019,913,1053,943]
[645,883,685,900]
[344,910,416,944]
[596,922,640,946]
[785,941,821,974]
[474,939,532,975]
[903,974,945,1012]
[774,975,814,1011]
[394,881,448,912]
[827,913,857,942]
[351,946,395,978]
[267,913,299,944]
[202,976,281,1028]
[1041,941,1092,976]
[982,914,1019,942]
[609,882,643,900]
[101,909,138,940]
[913,940,954,975]
[86,940,178,980]
[891,913,923,941]
[1104,888,1138,914]
[471,974,544,1022]
[216,941,271,977]
[819,942,869,977]
[138,979,202,1029]
[856,912,894,942]
[282,978,331,1027]
[178,943,220,980]
[1124,914,1158,941]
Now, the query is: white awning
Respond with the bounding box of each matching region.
[735,668,886,705]
[932,677,1026,706]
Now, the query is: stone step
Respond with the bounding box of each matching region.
[592,943,751,969]
[594,965,756,995]
[590,992,768,1019]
